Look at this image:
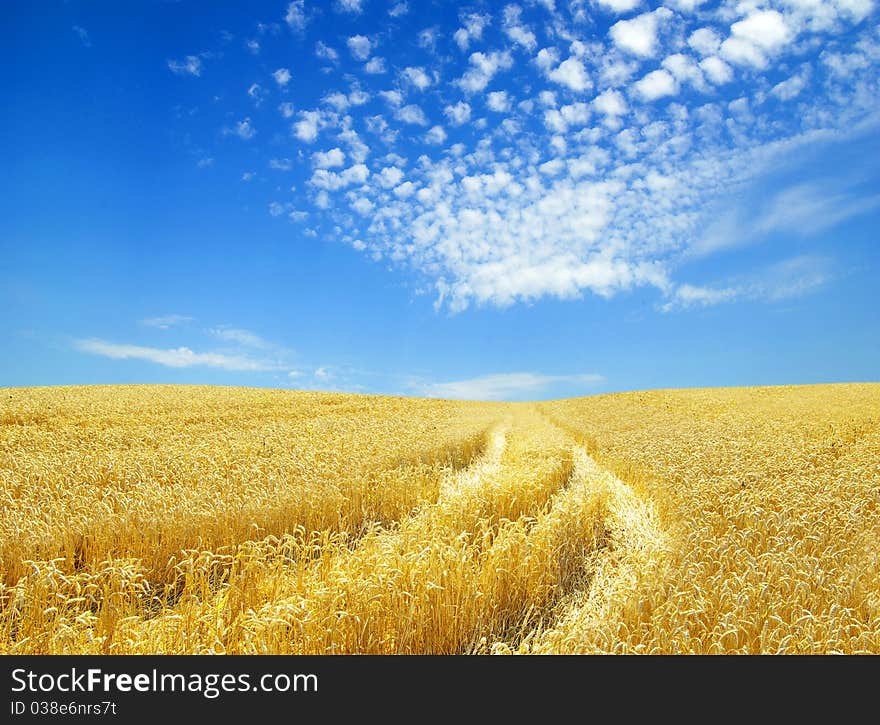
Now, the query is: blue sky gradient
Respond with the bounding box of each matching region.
[3,0,878,400]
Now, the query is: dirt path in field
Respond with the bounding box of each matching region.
[437,423,508,502]
[515,414,670,653]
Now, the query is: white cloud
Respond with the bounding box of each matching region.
[661,53,706,90]
[323,91,351,111]
[396,104,429,125]
[75,339,280,371]
[536,47,561,72]
[355,115,871,314]
[208,327,271,348]
[336,0,364,14]
[609,8,672,58]
[377,166,405,188]
[232,118,256,140]
[140,314,193,330]
[347,35,372,60]
[454,12,490,51]
[351,196,374,215]
[315,41,339,62]
[310,163,370,191]
[719,36,767,67]
[424,125,447,144]
[720,10,793,68]
[457,51,514,93]
[547,57,591,92]
[699,56,734,84]
[502,5,538,51]
[364,57,386,73]
[349,88,370,106]
[247,83,267,105]
[219,0,878,318]
[389,2,409,17]
[417,372,605,401]
[380,89,404,108]
[273,68,291,86]
[241,171,256,182]
[314,366,333,380]
[419,28,439,52]
[539,158,566,175]
[279,101,295,118]
[544,103,591,132]
[770,68,810,100]
[393,181,417,198]
[599,57,640,87]
[338,127,370,162]
[444,101,472,126]
[269,158,294,171]
[834,0,873,22]
[402,66,432,90]
[820,48,870,78]
[593,88,628,116]
[313,147,346,168]
[487,91,511,112]
[285,1,306,29]
[664,283,739,309]
[293,110,324,142]
[632,69,678,100]
[731,10,793,52]
[688,27,721,56]
[168,55,202,76]
[596,0,642,13]
[364,115,390,137]
[665,0,708,12]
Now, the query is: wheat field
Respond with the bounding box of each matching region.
[1,383,877,654]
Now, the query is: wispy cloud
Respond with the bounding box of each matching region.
[335,0,365,15]
[243,0,878,316]
[208,326,272,349]
[663,255,832,311]
[313,366,332,381]
[284,1,307,30]
[167,55,203,77]
[754,184,880,238]
[140,314,194,330]
[691,182,880,257]
[227,117,256,140]
[415,372,605,401]
[748,255,832,302]
[75,339,282,372]
[72,25,91,47]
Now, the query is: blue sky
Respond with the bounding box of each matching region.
[2,0,878,400]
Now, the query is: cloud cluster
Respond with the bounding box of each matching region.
[198,0,878,313]
[416,372,605,400]
[168,55,202,76]
[77,320,295,374]
[663,255,832,310]
[76,339,280,372]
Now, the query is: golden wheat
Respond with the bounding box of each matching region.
[1,383,878,654]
